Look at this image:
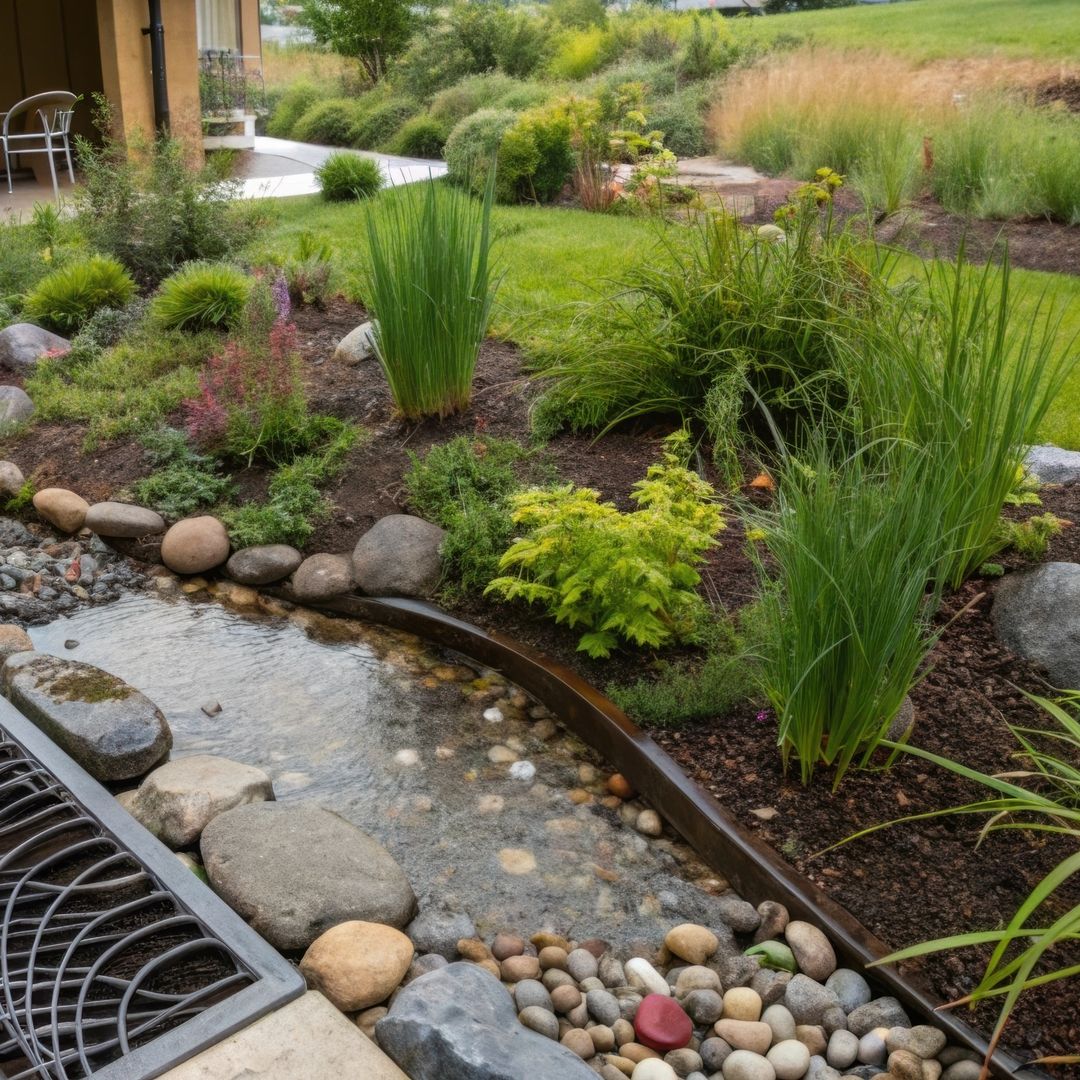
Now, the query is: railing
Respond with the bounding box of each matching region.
[198,51,267,121]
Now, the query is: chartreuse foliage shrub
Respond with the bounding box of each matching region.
[152,262,252,332]
[405,435,537,596]
[292,97,362,145]
[487,430,723,659]
[390,114,451,158]
[315,152,383,202]
[444,109,517,194]
[363,173,498,420]
[23,255,136,333]
[837,690,1080,1075]
[749,436,945,788]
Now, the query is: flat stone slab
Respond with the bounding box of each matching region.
[200,802,417,952]
[3,652,171,781]
[129,753,275,849]
[376,962,597,1080]
[160,990,409,1080]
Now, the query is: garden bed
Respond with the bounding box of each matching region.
[4,292,1078,1066]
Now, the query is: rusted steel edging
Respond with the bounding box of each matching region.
[289,591,1037,1080]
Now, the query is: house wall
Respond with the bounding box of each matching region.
[0,0,105,142]
[96,0,203,159]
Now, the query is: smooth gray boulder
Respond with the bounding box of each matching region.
[993,562,1080,686]
[1025,444,1080,485]
[0,386,34,430]
[333,320,377,365]
[375,962,597,1080]
[84,501,166,538]
[0,461,24,498]
[129,753,275,848]
[352,515,446,598]
[291,552,354,601]
[226,544,303,586]
[3,652,171,781]
[406,907,478,960]
[0,323,70,371]
[200,802,416,952]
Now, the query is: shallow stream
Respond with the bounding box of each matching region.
[29,586,729,940]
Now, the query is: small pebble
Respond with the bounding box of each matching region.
[567,948,600,982]
[519,1005,559,1040]
[509,760,537,781]
[483,706,504,723]
[722,1049,776,1080]
[561,1028,594,1059]
[767,1040,811,1080]
[636,809,663,837]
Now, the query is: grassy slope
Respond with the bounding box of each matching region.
[735,0,1080,61]
[256,194,1080,448]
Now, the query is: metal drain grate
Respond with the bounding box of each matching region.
[0,698,304,1080]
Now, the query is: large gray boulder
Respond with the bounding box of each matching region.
[376,962,597,1080]
[129,753,275,849]
[200,802,416,952]
[2,652,172,781]
[993,562,1080,686]
[0,323,70,372]
[0,386,34,431]
[1025,444,1080,485]
[226,544,303,586]
[352,515,445,598]
[85,501,166,538]
[291,552,354,602]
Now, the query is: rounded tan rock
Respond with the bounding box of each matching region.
[33,488,89,534]
[299,920,413,1011]
[665,923,720,966]
[160,516,230,574]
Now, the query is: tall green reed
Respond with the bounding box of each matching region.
[363,171,498,420]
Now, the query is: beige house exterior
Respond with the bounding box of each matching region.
[1,0,263,162]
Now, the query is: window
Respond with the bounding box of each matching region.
[197,0,240,52]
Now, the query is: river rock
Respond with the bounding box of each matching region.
[406,907,477,960]
[84,502,165,538]
[754,901,790,944]
[0,461,24,498]
[0,624,33,663]
[723,987,763,1022]
[352,514,445,598]
[0,386,33,430]
[226,544,303,585]
[826,1030,859,1070]
[626,957,671,997]
[3,652,171,781]
[128,753,274,848]
[634,994,693,1052]
[993,563,1080,686]
[633,1062,679,1080]
[200,802,416,951]
[723,1050,776,1080]
[684,988,724,1026]
[784,976,840,1026]
[846,998,910,1038]
[806,1056,841,1080]
[784,922,836,981]
[160,516,230,574]
[300,919,414,1011]
[291,552,354,601]
[1025,443,1080,484]
[333,320,377,364]
[520,1004,560,1039]
[715,892,762,934]
[767,1040,811,1080]
[714,1020,772,1056]
[0,323,70,371]
[666,924,719,966]
[376,962,597,1080]
[33,488,89,533]
[824,971,871,1014]
[885,1026,946,1061]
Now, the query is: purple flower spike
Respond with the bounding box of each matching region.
[271,273,291,322]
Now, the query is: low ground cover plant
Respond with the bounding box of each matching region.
[487,430,722,658]
[405,435,546,596]
[362,174,498,419]
[131,427,234,519]
[152,262,252,332]
[22,255,135,334]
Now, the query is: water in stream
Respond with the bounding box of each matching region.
[29,586,731,941]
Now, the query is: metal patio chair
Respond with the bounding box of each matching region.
[1,91,78,200]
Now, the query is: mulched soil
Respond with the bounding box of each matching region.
[4,295,1080,1065]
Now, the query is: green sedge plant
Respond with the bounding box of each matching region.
[831,691,1080,1077]
[748,433,946,787]
[486,429,722,659]
[362,172,498,420]
[23,255,136,334]
[152,261,252,332]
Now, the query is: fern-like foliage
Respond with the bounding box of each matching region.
[486,429,723,658]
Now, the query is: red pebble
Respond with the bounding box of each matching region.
[632,993,693,1052]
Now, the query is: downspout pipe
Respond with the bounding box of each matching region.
[145,0,170,133]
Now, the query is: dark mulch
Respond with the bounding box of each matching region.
[4,296,1079,1064]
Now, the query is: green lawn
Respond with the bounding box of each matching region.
[734,0,1080,61]
[254,194,1080,448]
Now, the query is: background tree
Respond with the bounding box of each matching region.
[300,0,415,82]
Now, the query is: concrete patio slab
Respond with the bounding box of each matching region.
[160,990,409,1080]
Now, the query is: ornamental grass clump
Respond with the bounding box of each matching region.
[486,430,722,659]
[834,692,1080,1077]
[362,173,498,420]
[749,436,946,787]
[152,262,252,332]
[23,255,136,334]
